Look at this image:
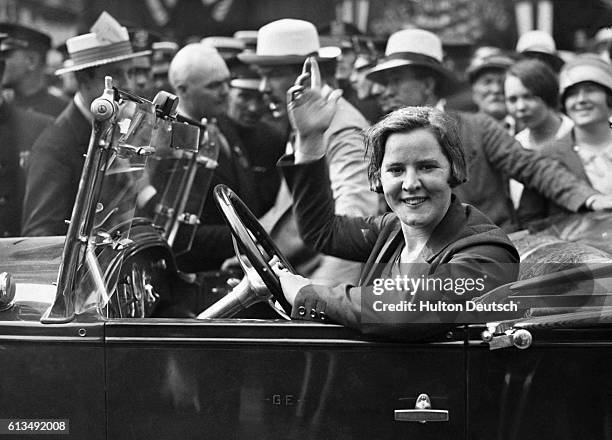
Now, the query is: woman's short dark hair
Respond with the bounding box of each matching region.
[365,106,467,192]
[506,59,559,109]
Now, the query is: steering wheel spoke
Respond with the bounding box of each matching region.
[198,185,294,319]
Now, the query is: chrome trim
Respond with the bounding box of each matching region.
[105,336,465,346]
[42,77,118,324]
[394,393,450,423]
[0,335,102,343]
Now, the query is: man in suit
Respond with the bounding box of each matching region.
[237,19,380,284]
[22,13,151,236]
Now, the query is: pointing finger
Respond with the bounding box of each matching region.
[308,56,321,90]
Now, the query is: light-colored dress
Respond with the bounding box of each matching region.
[574,142,612,195]
[510,114,574,208]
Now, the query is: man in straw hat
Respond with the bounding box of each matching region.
[0,32,52,237]
[367,28,612,230]
[237,18,380,284]
[22,12,152,236]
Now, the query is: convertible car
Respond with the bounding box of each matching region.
[1,80,612,439]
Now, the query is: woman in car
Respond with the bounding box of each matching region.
[504,58,574,208]
[518,54,612,224]
[271,62,520,339]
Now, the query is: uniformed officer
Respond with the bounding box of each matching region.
[0,32,52,237]
[0,22,69,117]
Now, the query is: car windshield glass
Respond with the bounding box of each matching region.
[72,90,215,317]
[73,98,166,314]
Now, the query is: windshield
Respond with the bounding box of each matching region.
[69,90,215,317]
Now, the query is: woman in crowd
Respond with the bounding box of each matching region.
[271,59,519,340]
[504,58,573,208]
[519,54,612,224]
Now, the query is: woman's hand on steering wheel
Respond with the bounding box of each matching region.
[270,257,310,307]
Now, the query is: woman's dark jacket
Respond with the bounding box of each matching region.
[280,156,520,340]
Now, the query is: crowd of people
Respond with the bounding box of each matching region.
[2,12,612,334]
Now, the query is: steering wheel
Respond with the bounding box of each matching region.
[198,184,295,319]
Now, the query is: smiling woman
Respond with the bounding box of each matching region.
[518,54,612,224]
[381,129,453,232]
[273,77,520,339]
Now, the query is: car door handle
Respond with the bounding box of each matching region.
[394,393,449,423]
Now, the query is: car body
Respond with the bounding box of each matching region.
[2,234,612,439]
[1,83,611,440]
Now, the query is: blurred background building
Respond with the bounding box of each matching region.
[2,0,612,76]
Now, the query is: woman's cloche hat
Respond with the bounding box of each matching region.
[55,11,151,75]
[559,53,612,100]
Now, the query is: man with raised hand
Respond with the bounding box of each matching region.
[238,19,380,284]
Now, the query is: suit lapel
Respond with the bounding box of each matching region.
[359,221,403,285]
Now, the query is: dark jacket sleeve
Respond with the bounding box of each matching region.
[476,113,596,212]
[280,155,389,263]
[517,132,592,226]
[291,241,519,341]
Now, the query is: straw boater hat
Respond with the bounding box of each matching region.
[516,30,564,72]
[366,29,457,96]
[55,11,151,75]
[237,19,338,66]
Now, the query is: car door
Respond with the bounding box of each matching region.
[105,319,467,440]
[0,317,106,438]
[0,236,106,439]
[467,326,612,439]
